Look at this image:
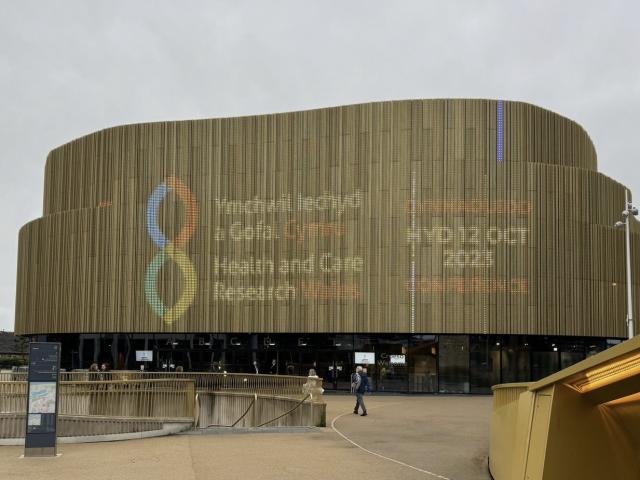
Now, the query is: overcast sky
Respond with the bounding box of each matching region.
[1,1,639,331]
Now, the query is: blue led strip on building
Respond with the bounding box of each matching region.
[146,181,170,248]
[497,100,504,162]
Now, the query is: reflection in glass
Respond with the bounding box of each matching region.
[409,335,438,392]
[469,335,500,393]
[438,335,469,393]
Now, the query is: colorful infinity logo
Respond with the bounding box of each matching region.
[145,176,198,325]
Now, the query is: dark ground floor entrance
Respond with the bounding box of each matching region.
[32,333,623,394]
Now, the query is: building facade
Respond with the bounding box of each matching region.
[15,99,640,392]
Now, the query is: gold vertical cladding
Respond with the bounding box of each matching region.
[15,99,640,336]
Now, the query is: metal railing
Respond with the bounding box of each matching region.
[1,379,195,419]
[60,379,196,419]
[1,371,309,397]
[0,381,25,414]
[0,372,325,439]
[0,378,196,439]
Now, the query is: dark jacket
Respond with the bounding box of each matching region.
[357,373,369,394]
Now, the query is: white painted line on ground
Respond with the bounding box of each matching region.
[330,408,452,480]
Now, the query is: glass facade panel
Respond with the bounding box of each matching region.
[438,335,469,393]
[530,337,559,381]
[44,333,624,393]
[469,335,500,393]
[501,336,530,383]
[408,335,438,393]
[371,335,409,392]
[559,337,585,369]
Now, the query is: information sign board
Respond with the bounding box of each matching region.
[25,342,61,457]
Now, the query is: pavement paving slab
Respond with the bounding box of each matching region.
[0,394,492,480]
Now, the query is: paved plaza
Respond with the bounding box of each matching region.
[0,395,492,480]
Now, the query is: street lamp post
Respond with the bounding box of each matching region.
[614,189,638,339]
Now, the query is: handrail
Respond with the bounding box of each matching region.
[194,393,200,427]
[231,393,257,427]
[202,393,258,428]
[256,394,311,427]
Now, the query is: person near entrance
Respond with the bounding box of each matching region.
[351,366,368,416]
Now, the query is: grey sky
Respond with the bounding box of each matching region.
[1,1,638,331]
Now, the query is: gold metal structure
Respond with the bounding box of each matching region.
[490,335,640,479]
[15,99,640,336]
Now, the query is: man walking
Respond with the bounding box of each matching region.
[352,366,368,416]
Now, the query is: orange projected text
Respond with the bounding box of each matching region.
[408,277,528,294]
[406,199,532,215]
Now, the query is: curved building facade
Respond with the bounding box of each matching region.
[15,99,640,392]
